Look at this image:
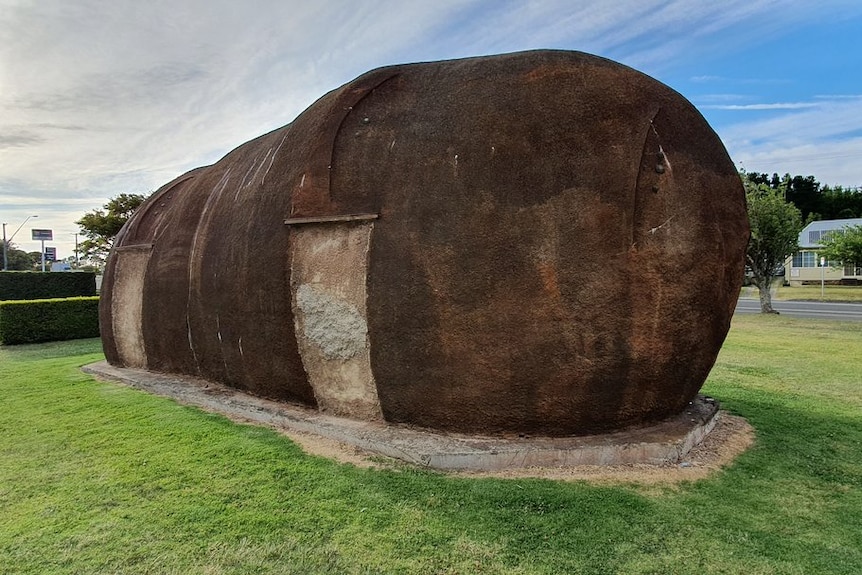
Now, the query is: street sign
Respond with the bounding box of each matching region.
[44,247,57,262]
[31,229,53,241]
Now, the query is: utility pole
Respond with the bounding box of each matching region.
[2,215,38,271]
[70,232,80,268]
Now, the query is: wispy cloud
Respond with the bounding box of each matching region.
[690,75,791,85]
[722,96,862,144]
[733,139,862,186]
[3,0,862,255]
[695,94,749,103]
[704,102,821,110]
[0,132,44,148]
[814,94,862,99]
[721,96,862,185]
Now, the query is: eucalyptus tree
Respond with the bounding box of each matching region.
[76,193,149,267]
[744,179,803,313]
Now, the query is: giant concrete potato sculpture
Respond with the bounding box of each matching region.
[101,50,748,436]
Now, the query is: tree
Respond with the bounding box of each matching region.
[76,193,149,267]
[818,225,862,274]
[27,251,43,268]
[744,178,803,313]
[0,240,38,270]
[785,174,821,222]
[743,171,862,221]
[821,185,862,219]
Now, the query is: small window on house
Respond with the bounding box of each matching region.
[793,251,818,267]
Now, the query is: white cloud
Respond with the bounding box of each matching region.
[694,94,749,103]
[721,96,862,186]
[704,102,821,110]
[815,94,862,99]
[690,75,792,86]
[0,1,469,194]
[733,139,862,187]
[723,97,862,145]
[3,0,862,256]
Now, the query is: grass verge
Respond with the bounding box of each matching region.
[774,283,862,302]
[1,318,860,574]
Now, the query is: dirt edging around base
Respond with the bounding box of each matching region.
[267,411,754,485]
[82,361,754,485]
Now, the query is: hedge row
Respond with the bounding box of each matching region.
[0,297,100,345]
[0,271,97,301]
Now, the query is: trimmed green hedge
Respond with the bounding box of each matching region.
[0,297,100,345]
[0,271,97,301]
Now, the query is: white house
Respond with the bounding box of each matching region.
[785,218,862,285]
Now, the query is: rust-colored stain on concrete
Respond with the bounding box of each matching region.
[100,50,748,436]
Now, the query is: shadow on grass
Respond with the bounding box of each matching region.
[2,338,860,573]
[713,389,862,486]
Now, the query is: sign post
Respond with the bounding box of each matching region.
[821,256,826,299]
[32,229,53,272]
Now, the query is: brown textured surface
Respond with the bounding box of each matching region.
[101,50,748,435]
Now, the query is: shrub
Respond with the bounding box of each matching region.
[0,297,100,345]
[0,271,97,301]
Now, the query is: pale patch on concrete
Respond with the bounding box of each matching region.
[290,222,382,421]
[295,284,367,360]
[111,245,152,369]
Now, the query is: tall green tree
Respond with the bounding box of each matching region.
[743,171,862,221]
[744,178,803,313]
[0,240,38,270]
[785,174,822,221]
[76,193,149,267]
[818,225,862,274]
[821,185,862,219]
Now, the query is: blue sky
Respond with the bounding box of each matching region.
[2,0,861,259]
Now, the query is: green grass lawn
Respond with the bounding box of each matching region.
[774,283,862,302]
[1,316,861,574]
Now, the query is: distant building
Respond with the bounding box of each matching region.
[785,218,862,284]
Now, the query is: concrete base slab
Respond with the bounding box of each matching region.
[82,361,719,471]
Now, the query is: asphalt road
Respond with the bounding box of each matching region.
[735,298,862,322]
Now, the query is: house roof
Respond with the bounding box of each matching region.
[798,218,862,248]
